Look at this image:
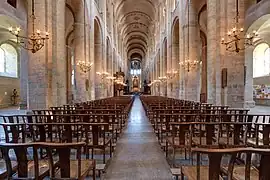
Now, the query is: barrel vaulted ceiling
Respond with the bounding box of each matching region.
[114,0,158,60]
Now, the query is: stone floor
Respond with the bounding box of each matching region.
[249,105,270,114]
[104,96,172,180]
[0,106,27,115]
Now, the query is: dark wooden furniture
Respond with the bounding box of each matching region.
[181,147,270,180]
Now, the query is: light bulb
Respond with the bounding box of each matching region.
[14,31,18,35]
[8,27,13,32]
[232,27,236,32]
[45,32,49,36]
[16,27,21,32]
[246,34,250,39]
[240,28,244,32]
[36,29,41,34]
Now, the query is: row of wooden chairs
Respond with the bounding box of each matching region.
[0,142,96,180]
[1,122,113,162]
[0,96,134,179]
[181,147,270,180]
[141,96,270,179]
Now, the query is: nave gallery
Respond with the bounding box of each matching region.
[0,0,270,179]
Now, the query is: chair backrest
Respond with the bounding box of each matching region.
[45,142,86,179]
[0,142,40,179]
[192,147,270,180]
[0,123,27,143]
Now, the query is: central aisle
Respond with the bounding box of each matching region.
[104,96,172,180]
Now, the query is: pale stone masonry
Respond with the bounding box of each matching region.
[0,0,269,108]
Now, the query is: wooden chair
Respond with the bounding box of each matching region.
[0,142,49,179]
[45,142,96,180]
[181,147,270,180]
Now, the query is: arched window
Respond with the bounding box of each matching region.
[0,43,18,78]
[253,43,270,78]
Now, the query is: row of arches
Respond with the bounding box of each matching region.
[150,0,270,107]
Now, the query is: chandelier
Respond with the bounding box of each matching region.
[221,0,258,53]
[8,0,49,53]
[106,76,116,81]
[166,69,178,80]
[153,79,161,87]
[77,0,93,73]
[96,72,110,79]
[179,60,199,72]
[77,61,93,73]
[179,0,199,72]
[158,76,167,83]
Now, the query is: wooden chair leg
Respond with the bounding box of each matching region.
[166,141,168,157]
[93,167,96,180]
[181,172,184,180]
[110,141,112,158]
[103,148,106,164]
[173,148,175,167]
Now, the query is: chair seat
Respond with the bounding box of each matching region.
[221,165,259,180]
[247,138,264,147]
[167,137,190,147]
[88,137,112,146]
[192,137,245,147]
[181,166,223,180]
[54,159,95,178]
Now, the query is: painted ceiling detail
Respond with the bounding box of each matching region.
[115,0,158,60]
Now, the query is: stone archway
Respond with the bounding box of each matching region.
[200,30,207,102]
[245,14,270,107]
[65,3,75,104]
[94,18,103,99]
[171,18,180,98]
[0,14,27,108]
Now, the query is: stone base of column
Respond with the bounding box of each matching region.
[244,100,255,108]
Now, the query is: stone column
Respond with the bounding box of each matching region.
[167,0,173,98]
[20,49,28,109]
[54,0,67,105]
[27,0,48,109]
[207,0,217,104]
[163,41,168,96]
[224,0,245,108]
[244,46,255,108]
[107,44,113,97]
[74,0,87,102]
[186,0,200,101]
[89,2,95,100]
[157,52,161,96]
[200,40,207,102]
[28,0,66,109]
[179,6,185,100]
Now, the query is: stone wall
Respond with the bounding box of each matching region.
[254,76,270,85]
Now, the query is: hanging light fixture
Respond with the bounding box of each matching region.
[158,76,167,83]
[77,0,93,73]
[8,0,49,53]
[166,69,178,80]
[179,0,199,72]
[221,0,258,53]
